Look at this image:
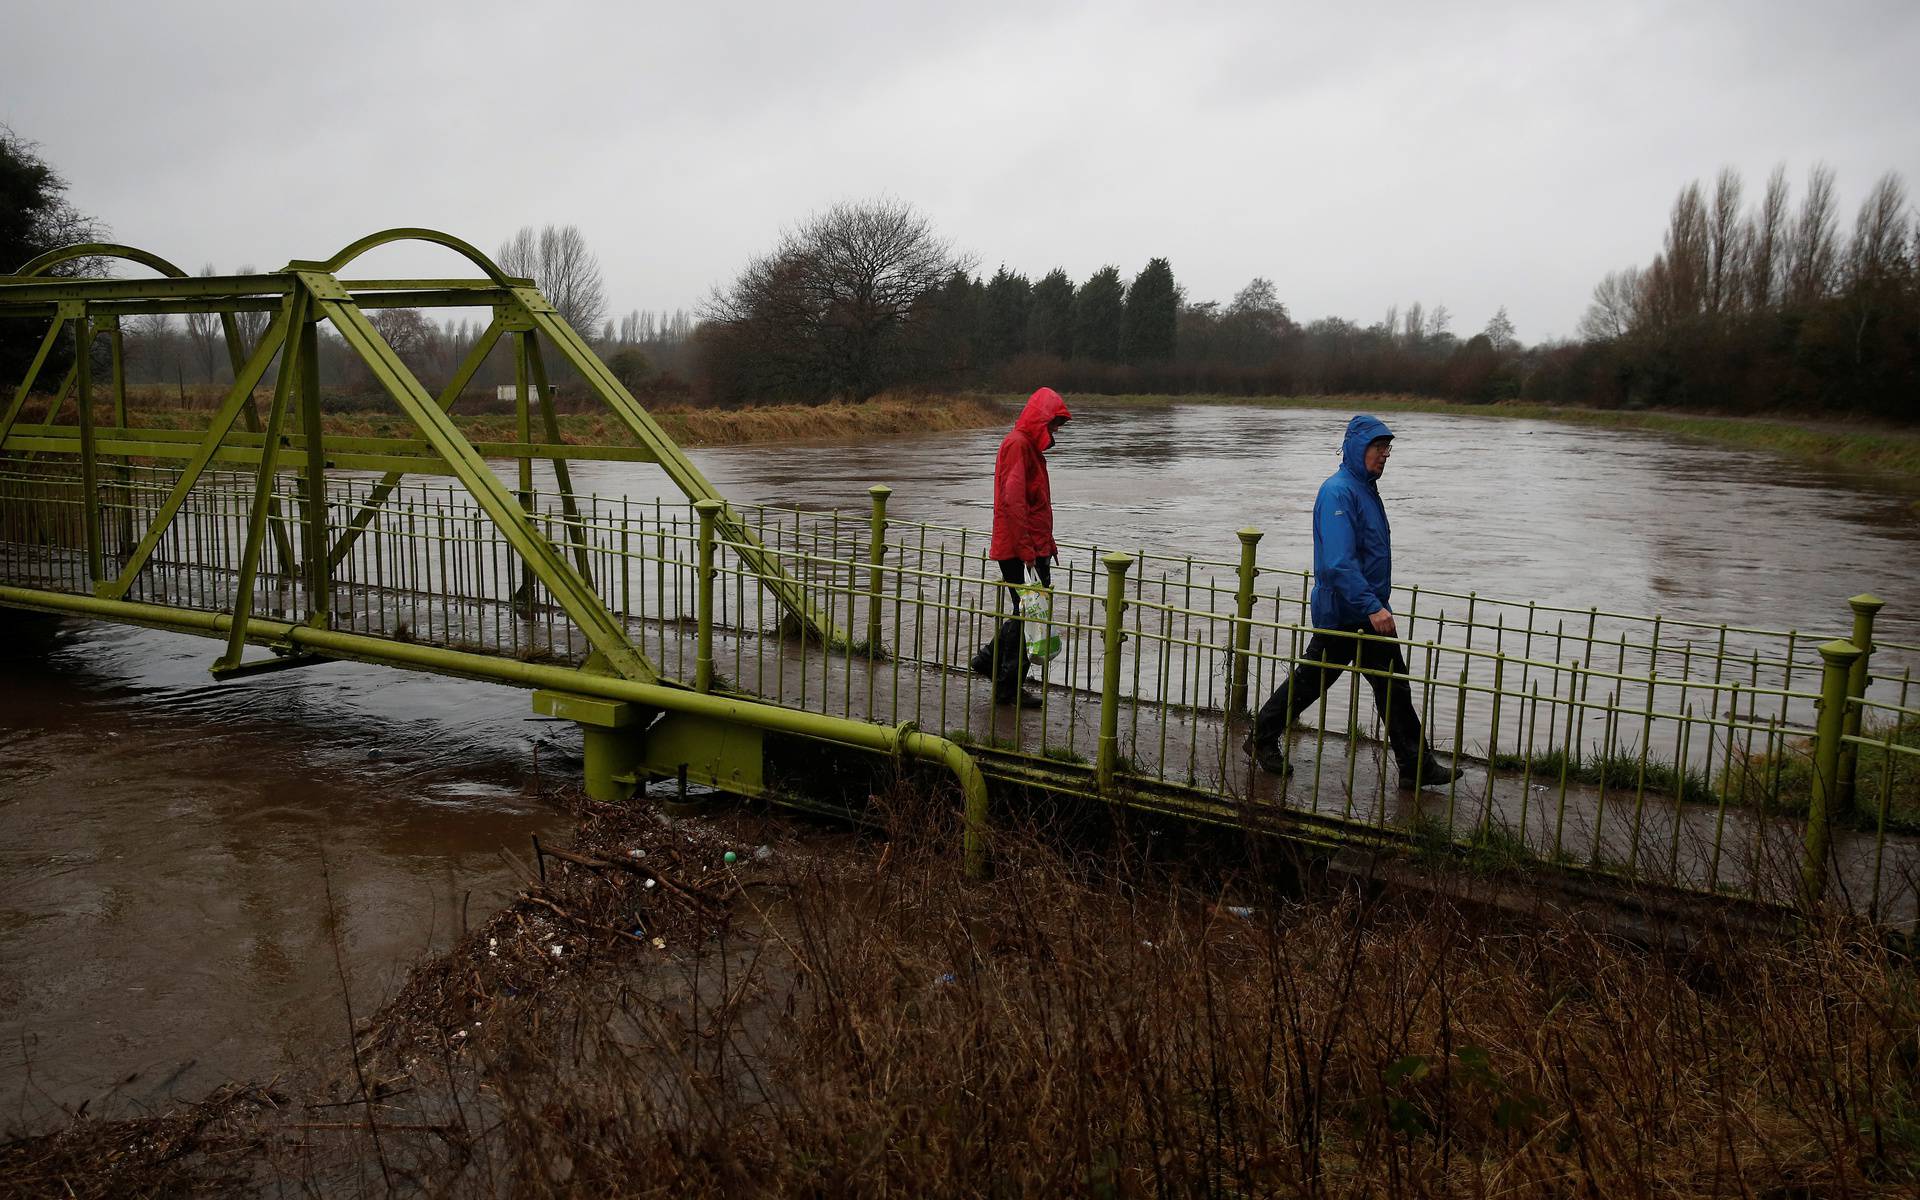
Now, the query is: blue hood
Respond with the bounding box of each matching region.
[1341,414,1394,482]
[1309,414,1396,629]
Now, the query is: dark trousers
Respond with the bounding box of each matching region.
[970,558,1050,698]
[1253,627,1429,771]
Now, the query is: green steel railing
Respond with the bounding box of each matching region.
[1,454,1914,923]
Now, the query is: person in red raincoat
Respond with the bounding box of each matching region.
[971,387,1071,705]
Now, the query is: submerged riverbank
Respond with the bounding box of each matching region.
[1055,393,1920,485]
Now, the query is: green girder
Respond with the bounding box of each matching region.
[0,227,844,687]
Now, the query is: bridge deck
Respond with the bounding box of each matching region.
[3,461,1915,927]
[6,538,1913,927]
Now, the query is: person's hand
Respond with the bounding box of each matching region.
[1368,608,1397,637]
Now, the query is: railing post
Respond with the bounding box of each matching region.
[866,484,890,654]
[1804,638,1862,907]
[298,310,329,625]
[1836,593,1882,811]
[1228,526,1262,715]
[1097,553,1134,793]
[694,499,722,694]
[73,313,102,584]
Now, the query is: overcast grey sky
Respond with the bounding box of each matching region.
[4,0,1916,341]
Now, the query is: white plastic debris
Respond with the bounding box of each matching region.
[550,944,563,957]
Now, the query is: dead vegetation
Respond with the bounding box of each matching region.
[95,386,1006,449]
[5,783,1917,1197]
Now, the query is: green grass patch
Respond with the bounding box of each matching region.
[1488,747,1717,806]
[1405,812,1536,875]
[1719,717,1920,834]
[1464,822,1535,874]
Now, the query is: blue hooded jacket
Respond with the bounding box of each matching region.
[1309,414,1395,629]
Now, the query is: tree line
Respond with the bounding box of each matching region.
[690,198,1536,406]
[6,123,1913,420]
[1542,165,1918,419]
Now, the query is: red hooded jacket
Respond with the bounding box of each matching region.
[989,387,1071,562]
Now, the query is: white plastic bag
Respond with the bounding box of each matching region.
[1017,585,1062,662]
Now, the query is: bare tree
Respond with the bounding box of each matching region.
[1843,171,1912,363]
[231,263,271,360]
[1745,165,1790,310]
[498,224,608,335]
[369,307,435,367]
[1483,305,1518,351]
[1847,171,1910,289]
[1661,180,1709,318]
[1577,266,1642,341]
[1401,301,1426,346]
[183,262,223,383]
[1374,304,1398,340]
[1706,167,1746,318]
[702,198,967,401]
[1634,255,1677,336]
[1785,163,1839,306]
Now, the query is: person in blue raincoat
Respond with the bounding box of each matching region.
[1246,414,1458,789]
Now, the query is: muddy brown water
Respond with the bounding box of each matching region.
[3,402,1916,1129]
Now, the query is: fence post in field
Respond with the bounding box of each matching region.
[1836,593,1882,811]
[1804,638,1862,906]
[694,499,722,694]
[1228,526,1262,716]
[1098,553,1135,794]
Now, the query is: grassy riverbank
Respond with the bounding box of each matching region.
[7,788,1916,1196]
[111,388,1007,449]
[1057,393,1920,484]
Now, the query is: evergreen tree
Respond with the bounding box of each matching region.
[980,267,1032,363]
[917,270,985,377]
[1122,257,1179,362]
[1074,266,1125,363]
[1025,268,1076,359]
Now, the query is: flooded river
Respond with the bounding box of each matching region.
[3,402,1916,1128]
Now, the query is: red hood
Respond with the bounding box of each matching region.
[1013,387,1071,451]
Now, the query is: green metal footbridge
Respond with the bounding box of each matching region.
[3,232,1915,928]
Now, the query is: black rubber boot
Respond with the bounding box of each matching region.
[1398,757,1458,790]
[1242,733,1292,777]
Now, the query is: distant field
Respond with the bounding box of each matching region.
[106,387,1007,449]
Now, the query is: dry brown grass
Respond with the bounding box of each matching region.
[92,386,1006,449]
[13,785,1913,1197]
